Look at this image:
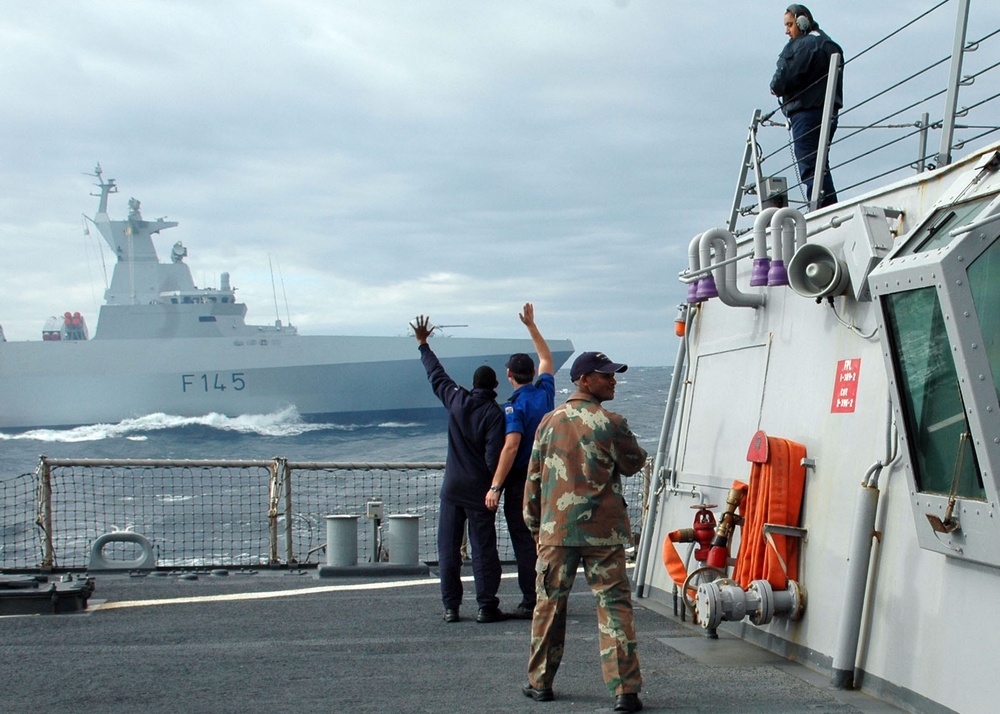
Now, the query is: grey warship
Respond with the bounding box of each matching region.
[0,167,573,429]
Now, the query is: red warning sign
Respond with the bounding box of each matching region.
[831,359,860,413]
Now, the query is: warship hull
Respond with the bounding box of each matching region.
[0,334,574,429]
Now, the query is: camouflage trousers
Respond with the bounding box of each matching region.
[527,544,641,695]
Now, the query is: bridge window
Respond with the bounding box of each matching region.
[910,196,993,253]
[884,287,985,499]
[968,239,1000,407]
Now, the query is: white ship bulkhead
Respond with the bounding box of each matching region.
[639,143,1000,713]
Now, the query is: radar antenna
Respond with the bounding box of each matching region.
[434,324,469,336]
[87,163,118,214]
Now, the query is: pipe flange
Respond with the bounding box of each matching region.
[695,581,721,630]
[786,579,807,621]
[748,579,774,625]
[682,565,726,611]
[694,578,723,630]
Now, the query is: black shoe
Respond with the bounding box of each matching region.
[510,603,534,619]
[443,608,460,623]
[613,693,643,712]
[522,682,554,702]
[476,606,507,623]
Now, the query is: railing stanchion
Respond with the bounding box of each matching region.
[282,459,294,564]
[37,456,54,571]
[268,458,281,565]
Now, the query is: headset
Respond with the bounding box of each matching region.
[787,4,813,33]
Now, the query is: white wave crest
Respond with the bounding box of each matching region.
[0,406,363,442]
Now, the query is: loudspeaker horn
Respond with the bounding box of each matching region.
[788,243,850,299]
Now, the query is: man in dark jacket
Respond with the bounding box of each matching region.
[412,314,507,624]
[770,4,843,208]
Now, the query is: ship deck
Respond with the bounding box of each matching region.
[0,566,903,713]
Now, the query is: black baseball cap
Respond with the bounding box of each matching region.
[569,351,628,382]
[506,353,535,375]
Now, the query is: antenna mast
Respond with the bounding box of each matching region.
[937,0,971,167]
[268,254,281,327]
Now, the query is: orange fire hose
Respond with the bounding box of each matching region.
[732,435,807,590]
[662,432,806,592]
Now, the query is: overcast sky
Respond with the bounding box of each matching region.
[2,1,999,366]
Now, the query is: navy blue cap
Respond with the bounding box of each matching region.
[506,353,535,375]
[569,352,628,382]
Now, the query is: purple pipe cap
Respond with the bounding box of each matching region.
[750,258,771,287]
[695,276,718,301]
[686,282,701,303]
[768,260,788,287]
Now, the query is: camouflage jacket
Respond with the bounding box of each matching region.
[524,391,648,547]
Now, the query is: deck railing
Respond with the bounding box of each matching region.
[0,456,649,571]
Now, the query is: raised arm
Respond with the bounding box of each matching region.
[520,303,553,377]
[411,314,460,407]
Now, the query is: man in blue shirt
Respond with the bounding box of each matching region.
[485,303,555,619]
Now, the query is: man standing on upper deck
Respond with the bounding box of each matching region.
[521,351,648,713]
[770,3,843,208]
[412,314,507,624]
[484,303,555,620]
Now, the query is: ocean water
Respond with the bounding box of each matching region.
[0,366,673,478]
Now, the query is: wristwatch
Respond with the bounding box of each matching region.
[489,485,500,493]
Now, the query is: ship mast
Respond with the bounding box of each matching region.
[88,167,179,306]
[91,163,117,215]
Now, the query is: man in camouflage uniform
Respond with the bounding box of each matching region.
[521,351,648,713]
